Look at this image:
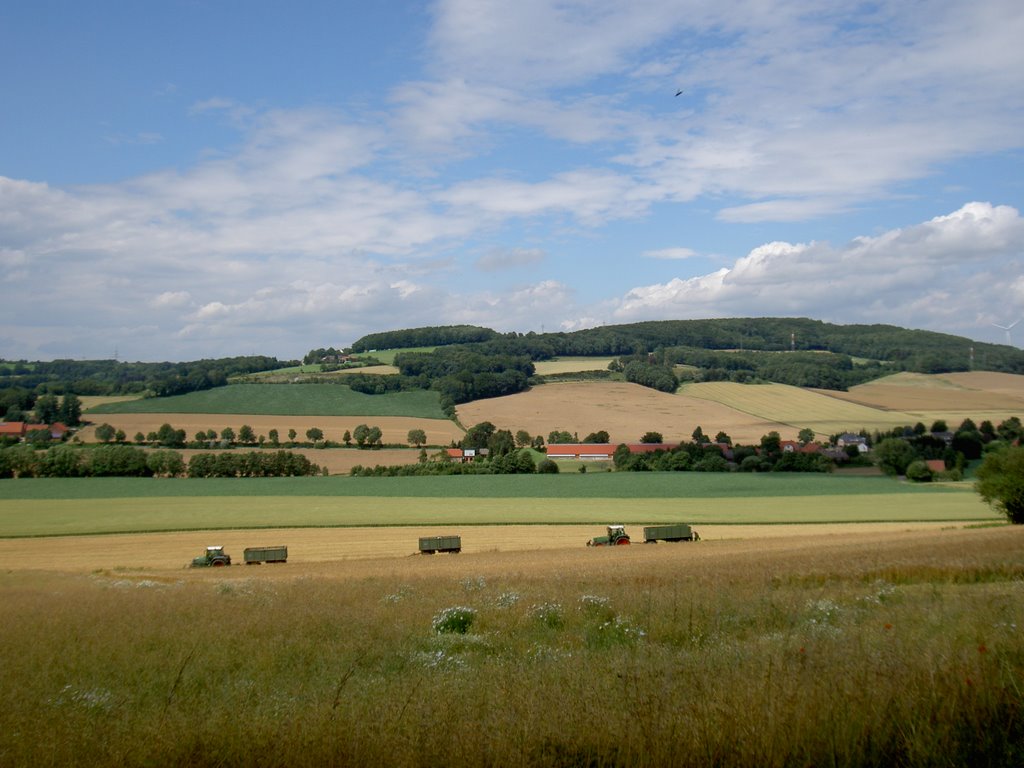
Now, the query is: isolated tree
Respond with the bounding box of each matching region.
[715,431,732,446]
[488,429,516,457]
[134,432,145,444]
[874,437,917,476]
[114,429,126,443]
[58,393,82,426]
[220,427,236,444]
[640,431,663,444]
[366,426,382,448]
[407,428,427,447]
[798,428,816,445]
[34,394,60,425]
[342,429,352,447]
[975,445,1024,523]
[930,420,948,434]
[238,425,256,444]
[94,423,116,443]
[287,428,297,443]
[463,422,496,451]
[306,427,324,444]
[268,429,280,446]
[760,431,782,458]
[515,429,532,448]
[353,424,370,447]
[691,426,708,444]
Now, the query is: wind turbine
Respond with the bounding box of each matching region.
[992,319,1021,346]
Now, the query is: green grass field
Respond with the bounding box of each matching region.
[0,474,999,537]
[84,383,446,418]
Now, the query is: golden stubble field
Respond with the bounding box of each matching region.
[457,381,796,444]
[817,371,1024,413]
[0,521,989,573]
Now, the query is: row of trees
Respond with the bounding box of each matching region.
[0,444,323,478]
[90,422,400,450]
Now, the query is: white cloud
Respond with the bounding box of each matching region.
[476,247,546,272]
[611,203,1024,340]
[642,247,697,260]
[151,291,191,309]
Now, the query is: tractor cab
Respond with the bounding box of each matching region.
[586,525,631,547]
[191,546,232,567]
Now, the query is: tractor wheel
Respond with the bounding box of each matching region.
[212,559,226,566]
[616,538,631,545]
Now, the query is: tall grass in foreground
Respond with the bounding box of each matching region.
[2,530,1022,767]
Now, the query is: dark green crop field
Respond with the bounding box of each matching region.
[84,383,446,418]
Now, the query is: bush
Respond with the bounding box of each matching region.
[905,460,933,483]
[536,459,560,474]
[431,606,476,635]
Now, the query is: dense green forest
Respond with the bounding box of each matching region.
[351,318,1024,373]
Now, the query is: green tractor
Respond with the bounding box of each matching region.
[586,525,631,547]
[190,546,232,567]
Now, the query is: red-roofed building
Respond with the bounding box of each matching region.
[546,443,618,460]
[780,440,823,454]
[0,421,27,440]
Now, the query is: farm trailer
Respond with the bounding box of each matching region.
[419,535,462,554]
[244,546,288,564]
[642,524,700,543]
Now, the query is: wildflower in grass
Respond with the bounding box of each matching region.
[588,616,646,648]
[432,606,476,635]
[495,591,520,608]
[530,602,564,629]
[460,576,486,591]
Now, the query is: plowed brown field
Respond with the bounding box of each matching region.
[456,381,797,443]
[0,522,983,573]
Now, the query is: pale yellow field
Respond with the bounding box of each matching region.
[457,381,797,444]
[77,414,463,447]
[0,522,987,573]
[533,357,615,375]
[816,371,1024,414]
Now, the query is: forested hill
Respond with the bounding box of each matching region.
[355,318,1024,375]
[350,325,499,352]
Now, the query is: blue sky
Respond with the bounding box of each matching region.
[2,0,1023,361]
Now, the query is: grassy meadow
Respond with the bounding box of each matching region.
[2,526,1022,767]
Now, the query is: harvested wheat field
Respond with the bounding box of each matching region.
[0,521,989,573]
[77,414,463,447]
[816,371,1024,414]
[456,381,795,444]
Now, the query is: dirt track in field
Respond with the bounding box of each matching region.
[0,522,988,574]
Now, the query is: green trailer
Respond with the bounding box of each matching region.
[642,524,700,543]
[419,535,461,554]
[244,546,288,564]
